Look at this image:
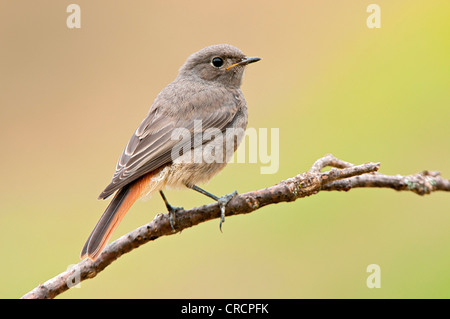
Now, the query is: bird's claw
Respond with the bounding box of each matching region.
[168,206,184,231]
[218,190,238,232]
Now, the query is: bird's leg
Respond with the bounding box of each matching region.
[189,185,238,231]
[159,190,183,231]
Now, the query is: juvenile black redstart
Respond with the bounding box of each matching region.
[81,44,261,260]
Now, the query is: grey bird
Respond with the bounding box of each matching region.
[81,44,261,260]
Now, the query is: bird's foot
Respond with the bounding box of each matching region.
[218,190,238,232]
[167,205,184,231]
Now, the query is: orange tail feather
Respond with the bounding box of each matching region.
[80,172,155,260]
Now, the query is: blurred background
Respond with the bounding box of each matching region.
[0,0,449,298]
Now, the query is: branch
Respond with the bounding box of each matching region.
[21,154,449,299]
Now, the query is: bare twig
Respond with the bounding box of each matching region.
[21,154,449,299]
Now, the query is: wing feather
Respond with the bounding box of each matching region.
[98,90,241,199]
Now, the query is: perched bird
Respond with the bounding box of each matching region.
[81,44,261,260]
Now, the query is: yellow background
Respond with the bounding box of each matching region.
[0,1,449,298]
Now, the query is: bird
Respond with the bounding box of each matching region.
[80,44,261,260]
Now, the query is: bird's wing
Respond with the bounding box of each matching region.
[98,93,240,199]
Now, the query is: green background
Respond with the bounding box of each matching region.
[0,1,448,298]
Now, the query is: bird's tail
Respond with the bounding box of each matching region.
[80,181,147,260]
[80,167,167,260]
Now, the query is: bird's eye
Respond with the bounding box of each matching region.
[211,57,224,68]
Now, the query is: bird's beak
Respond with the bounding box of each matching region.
[226,56,261,70]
